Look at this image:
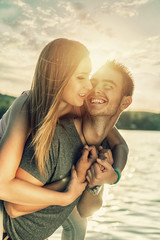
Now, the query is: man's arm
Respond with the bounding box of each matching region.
[76,147,105,218]
[77,185,104,218]
[107,126,129,172]
[77,145,124,218]
[76,127,129,218]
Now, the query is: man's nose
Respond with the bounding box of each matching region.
[92,84,103,94]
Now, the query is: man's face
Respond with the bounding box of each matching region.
[85,66,124,117]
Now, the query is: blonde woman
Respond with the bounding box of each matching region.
[0,38,93,205]
[0,39,129,239]
[0,38,93,239]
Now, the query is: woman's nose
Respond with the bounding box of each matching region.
[85,79,93,91]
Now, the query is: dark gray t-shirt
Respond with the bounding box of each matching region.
[3,118,109,240]
[3,118,84,240]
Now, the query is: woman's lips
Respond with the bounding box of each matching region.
[79,93,85,97]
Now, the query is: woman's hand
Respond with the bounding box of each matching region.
[75,145,97,183]
[67,166,87,204]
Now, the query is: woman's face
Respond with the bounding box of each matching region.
[62,56,92,107]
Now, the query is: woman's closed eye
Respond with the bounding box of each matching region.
[77,76,89,81]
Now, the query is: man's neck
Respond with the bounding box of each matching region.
[81,113,119,146]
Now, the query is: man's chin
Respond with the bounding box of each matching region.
[86,102,106,113]
[86,108,104,116]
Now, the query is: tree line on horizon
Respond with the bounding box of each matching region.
[0,93,160,131]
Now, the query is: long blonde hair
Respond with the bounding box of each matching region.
[27,38,89,174]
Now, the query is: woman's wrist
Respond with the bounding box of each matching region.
[63,191,73,206]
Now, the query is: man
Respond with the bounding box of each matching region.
[75,59,134,218]
[2,60,134,240]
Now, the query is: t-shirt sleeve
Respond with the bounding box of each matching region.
[19,135,58,184]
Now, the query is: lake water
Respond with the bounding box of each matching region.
[50,130,160,240]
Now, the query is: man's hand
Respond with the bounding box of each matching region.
[76,145,97,183]
[98,146,114,165]
[86,158,118,187]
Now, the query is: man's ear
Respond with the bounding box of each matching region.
[120,96,132,110]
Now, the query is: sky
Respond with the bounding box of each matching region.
[0,0,160,112]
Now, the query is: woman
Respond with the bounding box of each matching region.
[0,38,92,206]
[0,37,94,239]
[0,38,128,239]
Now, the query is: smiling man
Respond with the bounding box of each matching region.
[74,61,134,217]
[1,60,134,240]
[61,60,134,239]
[76,60,133,150]
[61,60,134,237]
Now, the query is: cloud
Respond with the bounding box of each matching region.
[56,0,115,38]
[0,1,62,51]
[131,71,160,112]
[0,0,116,46]
[111,34,160,72]
[0,0,159,112]
[0,63,33,96]
[153,61,160,66]
[12,0,26,7]
[101,0,153,17]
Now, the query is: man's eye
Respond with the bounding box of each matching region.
[104,83,112,89]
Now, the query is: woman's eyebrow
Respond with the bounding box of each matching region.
[78,72,90,75]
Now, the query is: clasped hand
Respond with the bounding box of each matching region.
[76,145,118,188]
[68,145,118,202]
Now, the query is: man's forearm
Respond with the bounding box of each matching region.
[77,186,104,218]
[112,144,128,172]
[107,127,129,172]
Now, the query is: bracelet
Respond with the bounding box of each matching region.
[113,169,121,184]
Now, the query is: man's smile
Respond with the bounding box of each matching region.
[88,96,108,104]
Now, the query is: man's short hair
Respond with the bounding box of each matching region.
[104,60,134,96]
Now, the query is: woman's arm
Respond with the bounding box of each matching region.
[4,177,70,218]
[0,93,30,181]
[2,162,86,207]
[4,146,96,218]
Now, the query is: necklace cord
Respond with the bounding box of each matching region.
[81,119,89,145]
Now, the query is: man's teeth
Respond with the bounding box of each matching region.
[91,99,104,104]
[80,93,85,96]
